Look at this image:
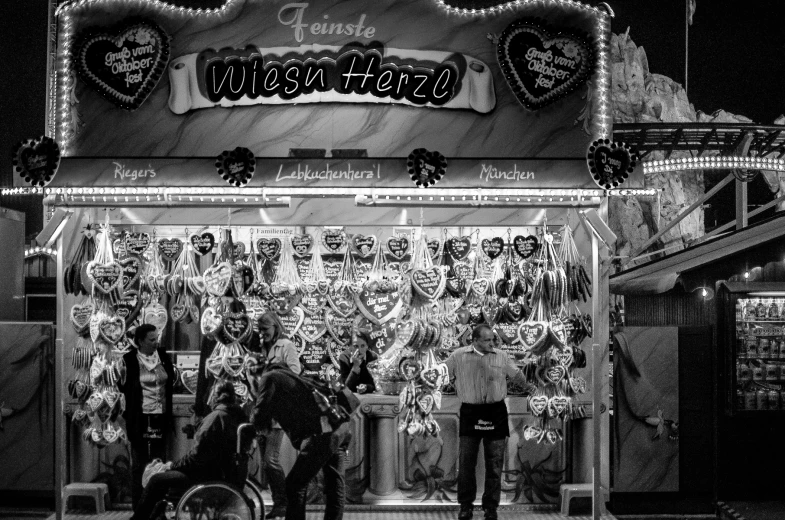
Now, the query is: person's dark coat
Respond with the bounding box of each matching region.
[120,347,176,446]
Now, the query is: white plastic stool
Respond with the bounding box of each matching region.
[559,483,608,516]
[62,482,110,513]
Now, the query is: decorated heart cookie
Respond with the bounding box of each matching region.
[411,267,446,300]
[325,309,353,346]
[203,262,232,296]
[407,148,447,187]
[215,147,256,187]
[124,232,151,255]
[257,238,282,260]
[119,256,141,290]
[399,357,423,381]
[190,233,215,256]
[291,234,314,257]
[99,315,125,344]
[528,395,548,416]
[222,312,252,343]
[87,261,123,294]
[513,235,539,259]
[587,139,639,189]
[321,230,346,253]
[351,234,377,257]
[355,290,402,325]
[158,238,183,262]
[200,307,223,337]
[70,302,94,335]
[426,238,443,260]
[386,236,410,260]
[517,321,549,352]
[12,135,61,187]
[298,313,327,343]
[445,236,472,261]
[74,19,171,110]
[497,18,594,111]
[277,307,305,338]
[481,237,505,260]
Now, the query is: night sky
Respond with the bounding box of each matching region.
[1,1,783,236]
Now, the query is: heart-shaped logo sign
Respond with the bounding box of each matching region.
[407,148,447,187]
[158,238,183,262]
[426,238,443,260]
[517,322,548,351]
[70,302,95,335]
[298,313,327,343]
[355,290,402,325]
[321,230,346,253]
[222,312,252,343]
[119,256,141,291]
[190,233,215,256]
[12,136,61,187]
[88,261,123,294]
[203,262,232,296]
[587,139,639,189]
[513,235,539,259]
[445,237,472,261]
[497,18,594,111]
[124,232,151,256]
[411,267,446,300]
[278,307,305,338]
[99,315,126,344]
[386,236,410,260]
[528,395,548,416]
[257,238,282,260]
[351,234,377,258]
[324,309,353,346]
[74,20,171,110]
[180,369,198,394]
[215,147,256,187]
[481,237,505,260]
[291,234,314,257]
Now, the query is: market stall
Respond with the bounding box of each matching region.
[11,0,643,516]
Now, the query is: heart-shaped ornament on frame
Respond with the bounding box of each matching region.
[215,147,256,187]
[12,136,61,187]
[74,19,171,110]
[497,18,594,111]
[407,148,447,187]
[587,139,639,189]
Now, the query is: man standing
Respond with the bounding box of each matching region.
[247,363,353,520]
[444,324,525,520]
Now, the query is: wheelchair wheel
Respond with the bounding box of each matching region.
[175,482,255,520]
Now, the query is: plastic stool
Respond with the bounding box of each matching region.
[559,483,608,516]
[62,482,110,513]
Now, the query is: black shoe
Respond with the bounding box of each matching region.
[483,507,498,520]
[458,505,473,520]
[265,507,287,519]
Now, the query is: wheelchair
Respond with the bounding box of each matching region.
[156,423,265,520]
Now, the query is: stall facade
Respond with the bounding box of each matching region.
[16,0,638,516]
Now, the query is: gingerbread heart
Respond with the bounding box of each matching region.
[556,346,574,367]
[291,234,314,257]
[158,238,183,262]
[12,135,61,187]
[278,307,305,338]
[180,369,198,394]
[386,236,410,260]
[271,292,302,315]
[215,147,255,187]
[115,290,141,325]
[351,234,377,258]
[327,289,356,318]
[481,237,505,260]
[189,232,215,256]
[569,377,587,394]
[74,19,170,110]
[200,307,223,337]
[99,315,125,344]
[396,320,417,346]
[321,230,346,253]
[517,321,549,352]
[88,261,123,294]
[70,302,94,335]
[513,235,539,259]
[399,357,423,381]
[420,367,441,388]
[543,365,567,384]
[445,236,472,261]
[299,293,328,316]
[549,396,570,417]
[411,267,446,300]
[170,302,188,323]
[355,290,402,325]
[222,312,252,343]
[528,395,548,416]
[426,238,443,260]
[142,303,168,334]
[523,424,544,441]
[298,313,327,343]
[587,139,638,189]
[417,394,435,414]
[124,232,151,256]
[324,309,353,346]
[119,256,141,291]
[203,262,232,297]
[471,277,490,296]
[549,317,567,349]
[494,322,520,345]
[257,237,282,260]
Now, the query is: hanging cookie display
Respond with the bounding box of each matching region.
[586,139,639,189]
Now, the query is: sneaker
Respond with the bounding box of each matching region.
[458,505,473,520]
[265,507,287,519]
[483,508,498,520]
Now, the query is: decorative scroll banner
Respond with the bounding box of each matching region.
[497,18,594,111]
[74,19,171,110]
[168,43,495,115]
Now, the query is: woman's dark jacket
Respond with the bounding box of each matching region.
[338,349,378,393]
[120,347,176,446]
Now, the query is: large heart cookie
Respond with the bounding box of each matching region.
[257,238,282,260]
[355,290,402,325]
[157,238,183,262]
[222,312,252,344]
[351,234,377,258]
[327,289,356,318]
[298,313,327,343]
[87,261,123,294]
[278,307,305,338]
[445,236,472,261]
[124,232,151,256]
[497,18,594,111]
[203,262,232,296]
[321,230,346,253]
[324,309,353,346]
[70,302,94,335]
[74,19,171,110]
[215,147,256,187]
[190,233,215,256]
[99,315,126,344]
[513,235,538,259]
[517,321,549,352]
[411,267,446,300]
[481,237,505,260]
[12,135,61,187]
[386,236,410,260]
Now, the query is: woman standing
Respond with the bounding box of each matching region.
[338,330,379,394]
[120,323,176,510]
[251,312,302,519]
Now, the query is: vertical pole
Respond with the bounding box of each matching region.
[54,231,65,520]
[735,178,748,230]
[591,233,602,520]
[684,0,689,94]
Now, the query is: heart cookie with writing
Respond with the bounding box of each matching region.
[555,345,573,367]
[278,306,305,338]
[368,321,397,354]
[124,232,151,256]
[513,235,538,259]
[494,322,520,345]
[142,303,168,335]
[549,396,570,417]
[12,135,60,187]
[203,261,232,296]
[291,234,314,257]
[355,290,402,325]
[517,321,549,352]
[471,277,490,297]
[541,364,567,385]
[215,147,255,187]
[70,302,94,335]
[587,139,639,189]
[299,293,328,316]
[569,376,587,394]
[411,267,446,300]
[386,236,410,260]
[327,289,356,318]
[99,315,125,344]
[407,148,447,187]
[549,317,568,349]
[445,236,472,261]
[190,233,215,256]
[528,395,548,416]
[399,357,422,381]
[324,309,353,346]
[119,256,141,291]
[420,367,441,388]
[257,238,282,260]
[497,18,594,111]
[180,369,198,394]
[426,238,443,260]
[222,312,252,344]
[170,302,188,323]
[298,313,327,343]
[87,261,123,294]
[271,292,302,314]
[74,19,171,110]
[115,289,142,325]
[481,237,505,260]
[321,230,346,253]
[157,238,183,262]
[452,262,474,282]
[351,234,377,258]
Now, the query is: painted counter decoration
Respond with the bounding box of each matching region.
[55,0,609,159]
[62,220,592,447]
